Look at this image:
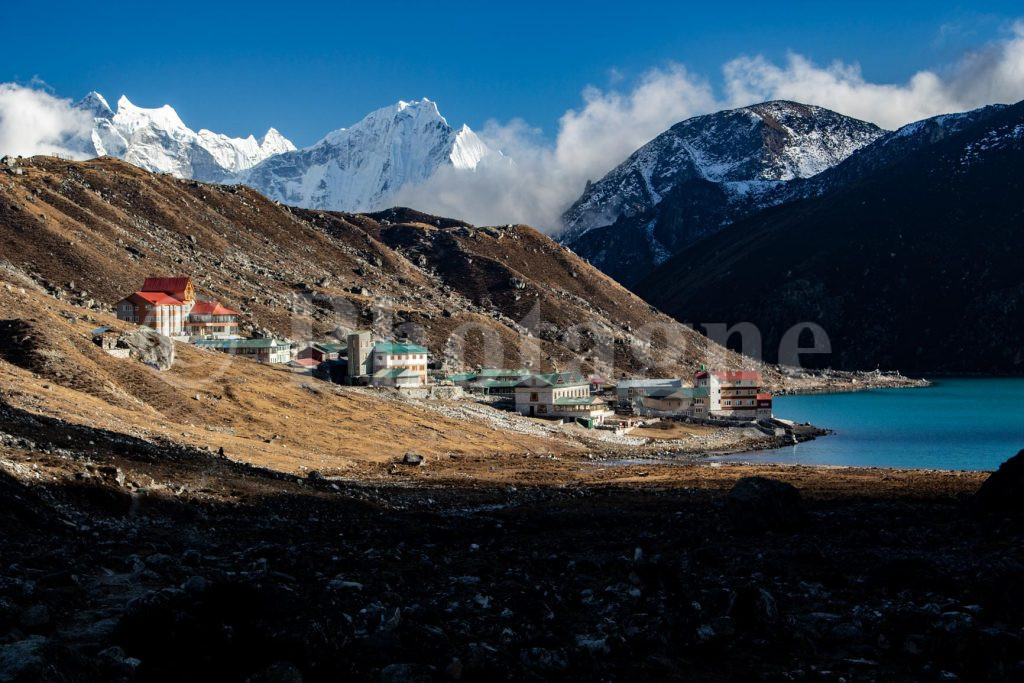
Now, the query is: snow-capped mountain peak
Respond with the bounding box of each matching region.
[561,100,885,242]
[558,100,886,286]
[113,95,189,134]
[260,128,295,155]
[239,98,496,212]
[450,124,491,170]
[76,91,114,119]
[67,90,491,214]
[71,92,295,181]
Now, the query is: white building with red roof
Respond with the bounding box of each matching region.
[694,369,772,419]
[115,276,239,340]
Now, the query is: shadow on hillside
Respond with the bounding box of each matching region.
[2,391,1023,680]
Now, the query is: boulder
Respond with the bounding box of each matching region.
[118,328,175,371]
[726,476,805,532]
[401,452,424,466]
[973,450,1024,514]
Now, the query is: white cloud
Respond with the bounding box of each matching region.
[394,65,718,230]
[0,83,93,159]
[722,20,1024,129]
[398,22,1024,232]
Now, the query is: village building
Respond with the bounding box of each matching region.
[90,328,130,359]
[447,368,533,396]
[514,372,613,427]
[115,277,239,340]
[694,370,772,419]
[614,378,683,406]
[184,300,240,339]
[297,342,345,364]
[345,331,430,386]
[371,367,424,388]
[193,338,292,364]
[635,386,711,416]
[346,331,374,380]
[371,341,429,385]
[288,357,321,375]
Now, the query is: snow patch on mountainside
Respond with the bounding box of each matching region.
[644,220,673,265]
[561,101,884,241]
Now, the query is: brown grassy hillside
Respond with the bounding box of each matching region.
[0,278,585,475]
[0,155,757,380]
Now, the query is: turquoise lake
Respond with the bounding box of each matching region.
[716,378,1024,471]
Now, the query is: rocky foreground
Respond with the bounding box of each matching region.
[2,397,1022,682]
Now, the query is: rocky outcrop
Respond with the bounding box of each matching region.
[974,450,1024,514]
[118,328,175,371]
[636,100,1024,373]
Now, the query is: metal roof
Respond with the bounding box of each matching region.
[553,396,603,406]
[615,378,682,389]
[373,341,428,354]
[194,338,285,349]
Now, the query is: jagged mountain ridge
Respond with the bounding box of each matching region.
[72,92,296,182]
[68,93,496,213]
[559,101,885,286]
[239,98,496,212]
[634,99,1024,373]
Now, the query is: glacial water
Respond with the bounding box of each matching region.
[715,378,1024,471]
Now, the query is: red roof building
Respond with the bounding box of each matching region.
[141,277,195,302]
[694,369,771,419]
[115,276,239,339]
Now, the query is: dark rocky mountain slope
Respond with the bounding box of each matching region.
[560,101,884,286]
[635,101,1024,373]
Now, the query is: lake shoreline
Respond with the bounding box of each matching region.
[712,377,1024,472]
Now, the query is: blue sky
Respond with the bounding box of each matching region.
[2,1,1022,145]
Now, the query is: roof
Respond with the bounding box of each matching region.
[142,277,193,295]
[318,342,345,353]
[515,372,589,389]
[446,372,477,383]
[616,378,682,389]
[757,393,773,400]
[189,300,239,315]
[695,370,762,381]
[290,358,320,367]
[647,387,711,400]
[553,396,604,406]
[373,341,428,354]
[471,379,522,389]
[129,291,183,306]
[475,368,531,378]
[194,338,284,349]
